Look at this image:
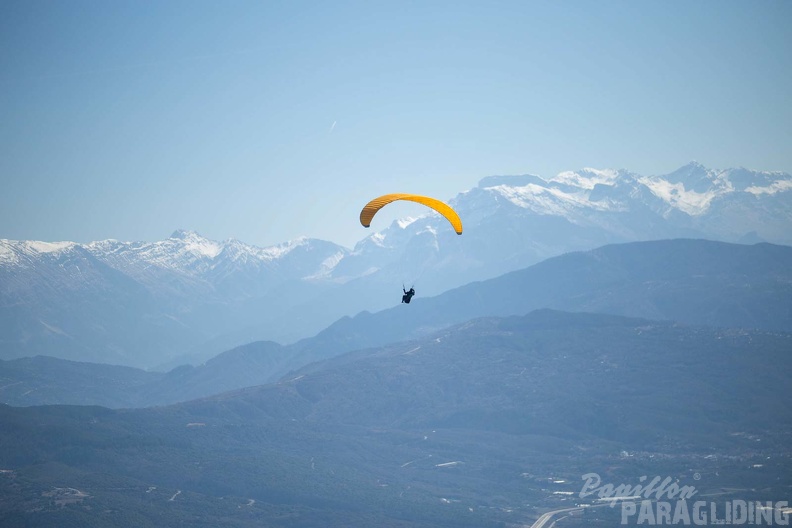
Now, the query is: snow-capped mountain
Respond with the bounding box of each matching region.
[83,229,348,301]
[1,162,790,368]
[333,162,791,297]
[87,229,345,278]
[0,231,349,367]
[469,162,792,242]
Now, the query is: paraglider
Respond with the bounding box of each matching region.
[359,193,463,235]
[402,285,415,304]
[359,193,462,305]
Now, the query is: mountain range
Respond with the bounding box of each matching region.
[2,310,790,527]
[2,239,791,408]
[1,162,790,368]
[2,161,791,526]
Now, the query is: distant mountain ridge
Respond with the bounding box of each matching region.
[1,310,790,527]
[0,231,348,366]
[1,229,347,286]
[432,162,792,279]
[3,239,791,408]
[1,162,790,367]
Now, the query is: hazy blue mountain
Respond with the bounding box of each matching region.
[274,239,792,381]
[0,356,163,408]
[3,239,791,409]
[0,241,197,366]
[0,232,347,367]
[0,341,289,408]
[1,311,790,527]
[2,163,790,368]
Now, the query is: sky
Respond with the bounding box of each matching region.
[1,0,790,249]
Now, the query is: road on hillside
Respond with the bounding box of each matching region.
[529,506,584,528]
[528,502,619,528]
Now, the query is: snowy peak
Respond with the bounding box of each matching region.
[356,162,791,272]
[660,161,718,193]
[258,236,310,260]
[165,230,223,260]
[654,162,792,196]
[169,229,196,240]
[638,179,722,216]
[477,174,546,188]
[466,168,638,218]
[725,167,792,195]
[0,239,79,267]
[1,232,350,287]
[625,162,724,216]
[652,161,792,195]
[22,240,77,254]
[90,232,334,272]
[461,163,792,218]
[549,167,624,190]
[641,164,791,215]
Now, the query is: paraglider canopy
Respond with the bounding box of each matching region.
[359,193,463,234]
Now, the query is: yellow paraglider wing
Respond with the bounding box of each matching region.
[359,193,463,235]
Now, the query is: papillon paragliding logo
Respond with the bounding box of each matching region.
[579,473,791,526]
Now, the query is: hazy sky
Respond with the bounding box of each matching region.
[2,0,790,248]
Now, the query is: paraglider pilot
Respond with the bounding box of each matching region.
[402,286,415,304]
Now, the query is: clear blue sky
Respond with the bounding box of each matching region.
[2,0,790,248]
